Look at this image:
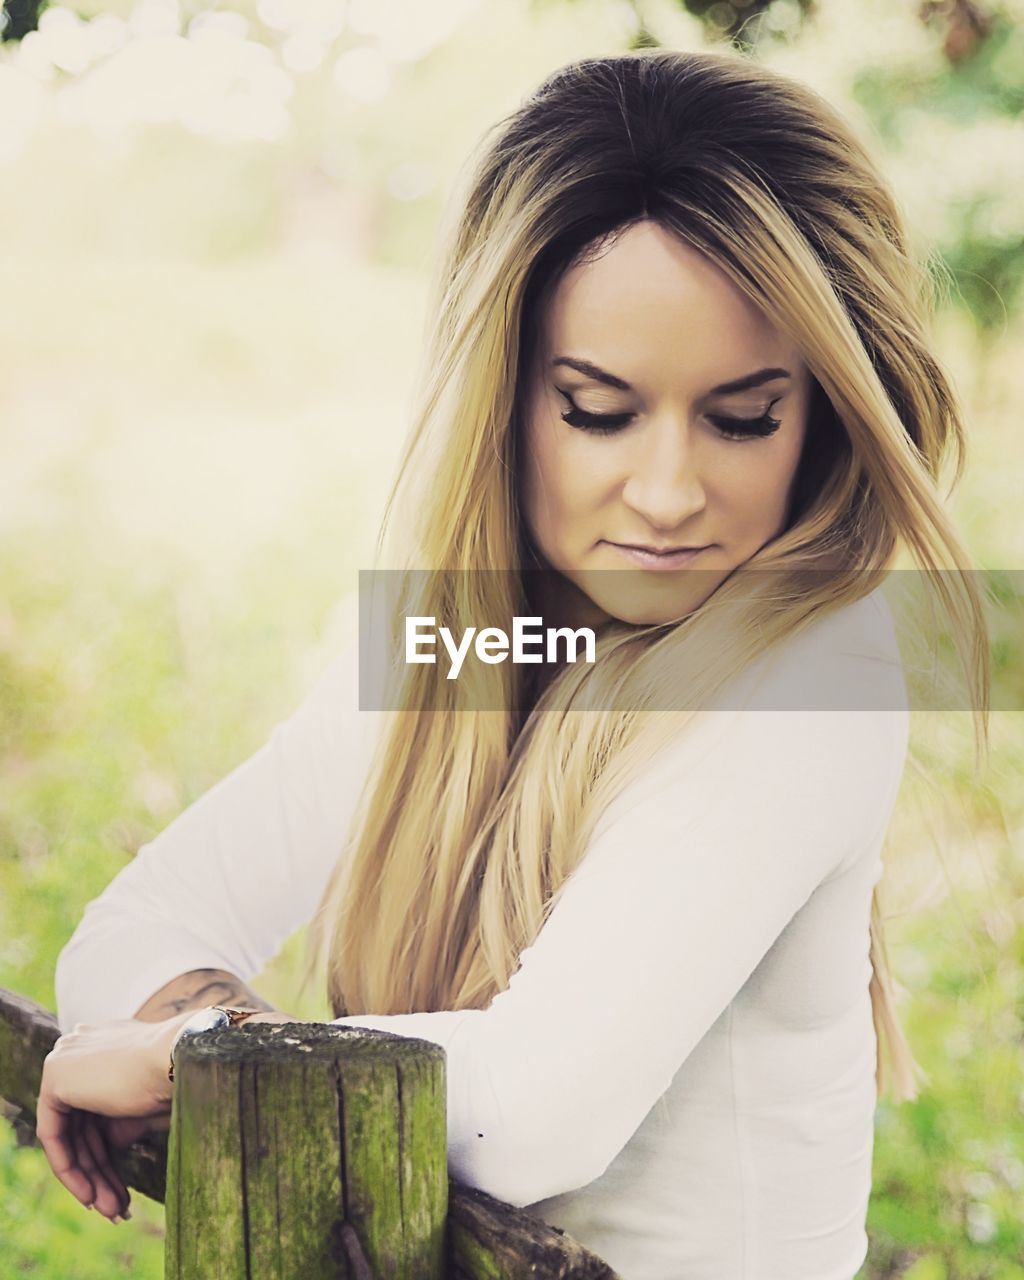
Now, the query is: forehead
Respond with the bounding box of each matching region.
[540,220,801,388]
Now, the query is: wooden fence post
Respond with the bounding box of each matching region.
[0,987,621,1279]
[164,1021,447,1280]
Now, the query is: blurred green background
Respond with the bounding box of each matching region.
[0,0,1022,1275]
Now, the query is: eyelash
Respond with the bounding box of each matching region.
[557,391,783,441]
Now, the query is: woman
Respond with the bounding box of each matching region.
[40,48,988,1280]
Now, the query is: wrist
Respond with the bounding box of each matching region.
[147,1010,195,1104]
[162,1005,267,1089]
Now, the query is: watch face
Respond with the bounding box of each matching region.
[180,1006,232,1040]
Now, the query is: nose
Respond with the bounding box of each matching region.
[620,414,707,533]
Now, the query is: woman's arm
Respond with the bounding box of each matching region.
[55,632,382,1033]
[333,646,910,1208]
[39,990,301,1222]
[43,624,375,1219]
[131,968,276,1021]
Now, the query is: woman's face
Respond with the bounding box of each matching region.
[519,219,814,629]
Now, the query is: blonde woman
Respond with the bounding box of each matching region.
[39,48,988,1280]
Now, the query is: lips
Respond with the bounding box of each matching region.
[605,541,712,570]
[616,543,709,555]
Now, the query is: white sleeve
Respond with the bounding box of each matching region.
[332,654,909,1208]
[54,638,380,1033]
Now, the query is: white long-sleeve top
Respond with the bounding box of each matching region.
[55,586,910,1280]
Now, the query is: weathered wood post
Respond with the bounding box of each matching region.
[165,1021,447,1280]
[0,987,621,1278]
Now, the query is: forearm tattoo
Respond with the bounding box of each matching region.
[133,969,275,1021]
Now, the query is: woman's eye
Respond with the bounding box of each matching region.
[557,390,633,435]
[555,390,783,441]
[708,406,783,441]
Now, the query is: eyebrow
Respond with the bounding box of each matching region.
[551,356,792,396]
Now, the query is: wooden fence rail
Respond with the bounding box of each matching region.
[0,986,619,1279]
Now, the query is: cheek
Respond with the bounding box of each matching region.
[706,439,800,530]
[521,410,617,540]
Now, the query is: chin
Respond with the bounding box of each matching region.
[606,599,700,627]
[573,571,722,630]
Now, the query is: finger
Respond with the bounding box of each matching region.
[70,1112,114,1219]
[80,1115,130,1220]
[35,1085,97,1210]
[74,1113,128,1222]
[106,1111,170,1147]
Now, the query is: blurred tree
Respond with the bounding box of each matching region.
[1,0,1019,334]
[852,4,1024,334]
[652,0,815,50]
[0,0,46,41]
[616,0,1003,59]
[921,0,994,62]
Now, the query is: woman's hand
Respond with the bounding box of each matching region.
[37,1008,308,1222]
[36,1010,194,1222]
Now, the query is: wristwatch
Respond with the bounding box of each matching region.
[167,1005,262,1082]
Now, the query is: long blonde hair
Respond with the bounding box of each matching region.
[304,49,989,1103]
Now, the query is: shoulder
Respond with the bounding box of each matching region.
[714,585,909,786]
[711,585,908,715]
[590,588,910,876]
[739,587,910,808]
